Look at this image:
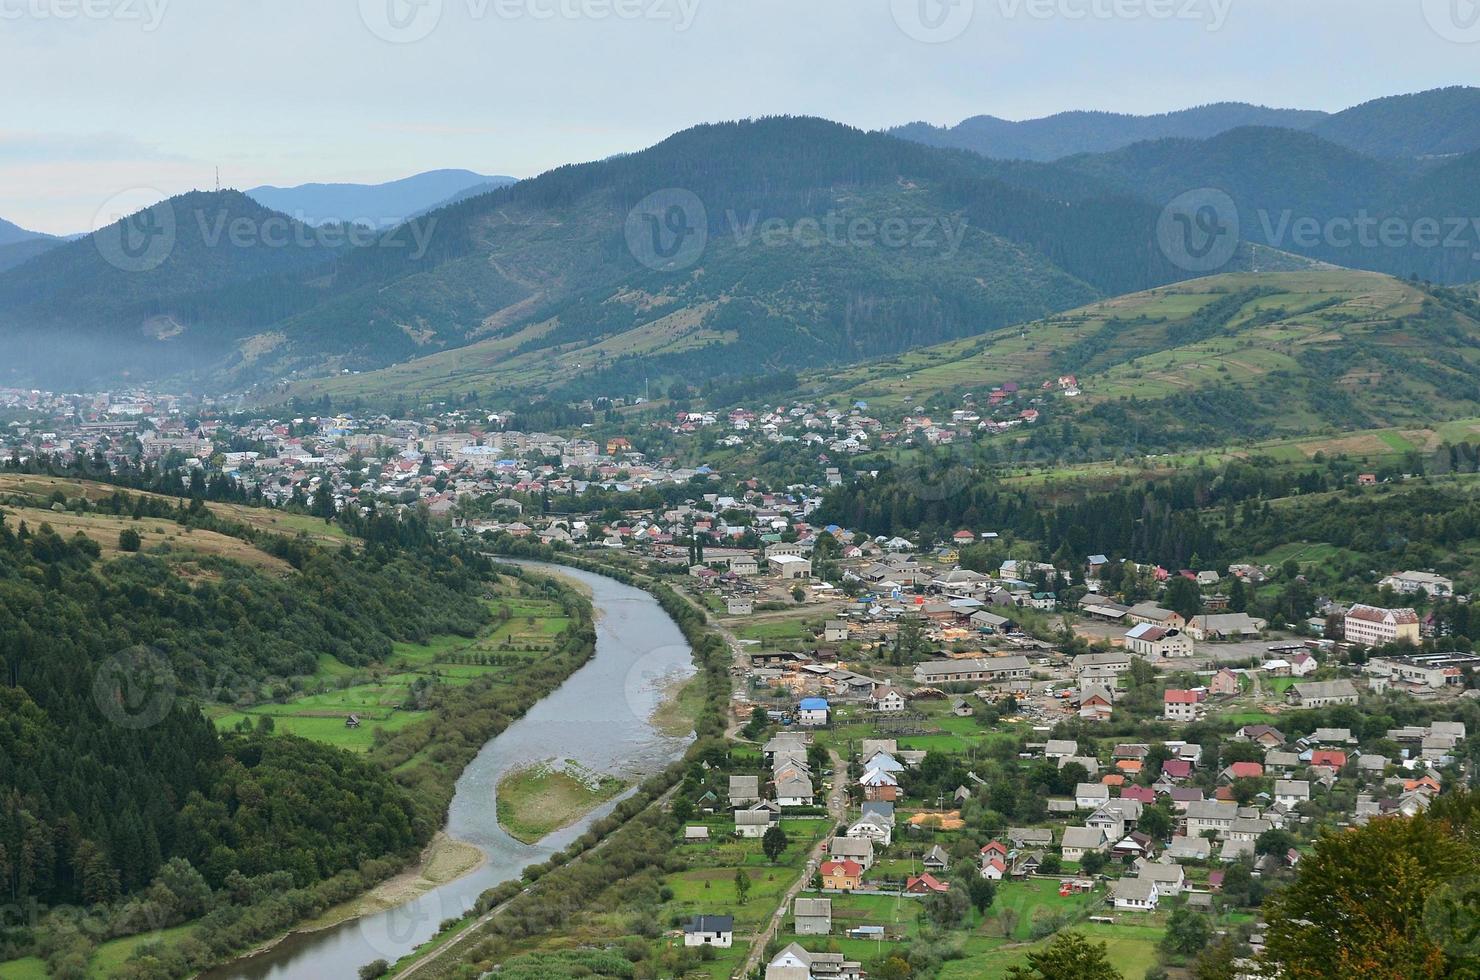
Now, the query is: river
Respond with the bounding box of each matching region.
[203,562,697,979]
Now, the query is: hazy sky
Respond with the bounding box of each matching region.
[2,0,1476,234]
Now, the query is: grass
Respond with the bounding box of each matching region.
[651,673,705,738]
[0,959,49,980]
[940,922,1163,979]
[87,926,197,979]
[496,760,629,844]
[0,503,292,573]
[209,591,571,752]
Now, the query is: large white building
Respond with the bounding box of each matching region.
[1344,604,1421,647]
[1379,571,1455,598]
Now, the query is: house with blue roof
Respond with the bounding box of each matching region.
[798,697,830,727]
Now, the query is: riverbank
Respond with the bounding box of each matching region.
[299,834,487,933]
[495,760,629,844]
[206,558,700,979]
[651,672,705,738]
[387,549,733,979]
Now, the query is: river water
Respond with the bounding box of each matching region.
[203,563,696,979]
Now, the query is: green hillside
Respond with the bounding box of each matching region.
[814,269,1480,450]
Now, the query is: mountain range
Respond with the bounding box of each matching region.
[244,169,516,227]
[889,86,1480,162]
[2,87,1479,403]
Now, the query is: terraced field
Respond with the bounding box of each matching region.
[812,270,1480,443]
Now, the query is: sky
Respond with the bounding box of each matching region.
[2,0,1477,235]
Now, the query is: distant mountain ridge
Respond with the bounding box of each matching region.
[0,216,58,248]
[890,103,1326,161]
[5,90,1480,396]
[245,169,515,228]
[890,86,1480,162]
[0,218,64,274]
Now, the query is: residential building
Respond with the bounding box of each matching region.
[819,859,863,891]
[828,836,875,871]
[1164,689,1199,722]
[684,915,735,948]
[1061,826,1109,862]
[798,697,830,726]
[1379,571,1455,598]
[1110,876,1160,911]
[1186,800,1238,839]
[793,898,832,936]
[735,810,773,838]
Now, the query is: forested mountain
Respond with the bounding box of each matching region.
[0,118,1210,395]
[245,169,515,227]
[4,95,1480,398]
[1308,86,1480,159]
[0,239,62,275]
[0,191,344,387]
[888,102,1326,161]
[1053,127,1480,282]
[0,482,509,977]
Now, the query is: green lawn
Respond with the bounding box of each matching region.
[940,922,1163,979]
[0,958,49,980]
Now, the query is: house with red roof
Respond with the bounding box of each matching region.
[1161,759,1194,781]
[906,873,950,895]
[1222,761,1264,782]
[820,860,863,891]
[1120,786,1156,804]
[1163,689,1199,722]
[1310,750,1348,771]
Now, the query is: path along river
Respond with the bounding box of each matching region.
[203,562,696,979]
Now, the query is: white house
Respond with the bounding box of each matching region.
[797,697,830,726]
[684,915,734,948]
[1061,825,1109,862]
[1075,782,1111,810]
[1111,876,1160,911]
[1274,779,1311,808]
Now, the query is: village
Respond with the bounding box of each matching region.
[6,383,1479,978]
[544,530,1480,979]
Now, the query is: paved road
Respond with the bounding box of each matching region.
[740,748,846,977]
